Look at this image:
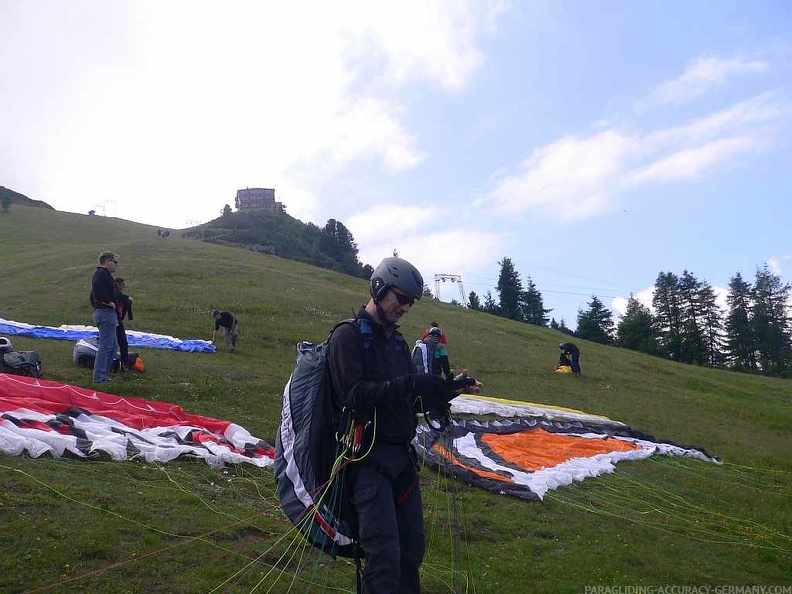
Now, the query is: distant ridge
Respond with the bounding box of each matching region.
[0,186,55,210]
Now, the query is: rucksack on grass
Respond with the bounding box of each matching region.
[1,350,43,378]
[274,318,372,558]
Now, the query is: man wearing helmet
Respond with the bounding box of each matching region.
[327,257,474,593]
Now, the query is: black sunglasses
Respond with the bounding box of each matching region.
[392,290,415,307]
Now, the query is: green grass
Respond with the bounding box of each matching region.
[1,205,790,593]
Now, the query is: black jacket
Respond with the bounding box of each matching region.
[327,308,418,445]
[90,267,115,309]
[115,290,134,322]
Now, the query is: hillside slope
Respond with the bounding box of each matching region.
[0,205,789,593]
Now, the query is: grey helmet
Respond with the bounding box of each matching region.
[370,257,424,302]
[0,336,12,353]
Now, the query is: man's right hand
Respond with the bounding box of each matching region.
[411,373,454,409]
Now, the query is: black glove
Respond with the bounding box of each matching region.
[426,402,452,430]
[411,373,454,410]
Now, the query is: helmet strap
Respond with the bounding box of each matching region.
[374,301,395,329]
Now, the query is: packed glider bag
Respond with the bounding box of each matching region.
[275,319,372,558]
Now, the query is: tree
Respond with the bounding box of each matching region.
[468,291,482,311]
[696,279,726,367]
[725,272,757,371]
[576,296,614,344]
[221,204,232,216]
[751,265,792,375]
[616,295,659,355]
[483,290,499,315]
[422,285,433,299]
[321,219,361,276]
[551,318,573,334]
[522,276,550,326]
[653,272,684,361]
[1,195,10,212]
[677,271,708,365]
[496,257,523,321]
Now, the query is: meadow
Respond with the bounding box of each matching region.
[0,205,789,593]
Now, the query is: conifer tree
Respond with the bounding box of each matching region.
[496,257,524,321]
[697,280,726,367]
[678,271,708,365]
[616,295,659,355]
[725,272,757,371]
[558,318,573,335]
[576,296,614,344]
[653,272,684,361]
[468,291,482,311]
[483,290,499,315]
[321,219,361,276]
[522,276,550,326]
[752,265,792,375]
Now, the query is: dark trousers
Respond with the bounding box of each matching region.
[570,351,581,374]
[349,444,425,594]
[116,322,129,364]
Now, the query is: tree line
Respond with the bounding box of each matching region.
[467,257,792,378]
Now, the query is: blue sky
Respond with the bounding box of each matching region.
[2,1,790,325]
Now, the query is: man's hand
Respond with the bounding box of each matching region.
[411,373,454,409]
[450,369,483,395]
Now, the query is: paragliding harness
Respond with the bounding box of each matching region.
[411,339,435,375]
[275,317,458,591]
[274,318,377,570]
[72,338,143,372]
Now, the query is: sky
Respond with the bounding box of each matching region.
[2,1,791,326]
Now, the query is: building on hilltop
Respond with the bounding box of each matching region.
[235,188,284,212]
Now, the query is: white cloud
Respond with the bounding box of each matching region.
[611,286,655,318]
[628,136,763,184]
[483,92,788,221]
[0,1,503,229]
[767,255,792,276]
[647,55,769,107]
[482,131,636,220]
[347,203,504,288]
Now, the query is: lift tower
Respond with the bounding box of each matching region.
[434,274,467,307]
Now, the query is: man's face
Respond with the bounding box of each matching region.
[106,258,118,272]
[379,287,414,324]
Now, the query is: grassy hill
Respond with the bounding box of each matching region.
[0,205,789,593]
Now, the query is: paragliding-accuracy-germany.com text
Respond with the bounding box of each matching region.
[583,586,791,594]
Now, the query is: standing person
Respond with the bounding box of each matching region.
[327,257,475,593]
[90,251,119,384]
[211,310,239,352]
[420,322,452,380]
[114,278,134,369]
[559,342,581,374]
